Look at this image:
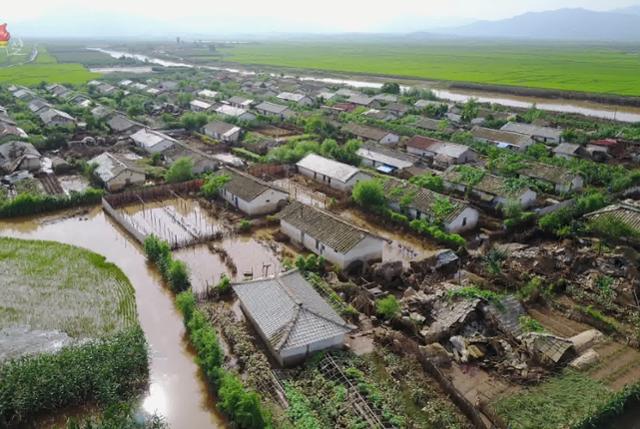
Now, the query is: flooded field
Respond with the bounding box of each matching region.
[0,208,225,428]
[57,175,90,195]
[273,178,329,209]
[118,198,222,248]
[175,235,282,293]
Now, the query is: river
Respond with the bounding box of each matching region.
[90,47,640,123]
[0,208,225,428]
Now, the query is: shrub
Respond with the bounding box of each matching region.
[448,286,503,307]
[167,260,190,293]
[237,219,252,233]
[376,295,400,320]
[409,219,466,249]
[217,275,231,296]
[201,173,231,199]
[143,236,191,293]
[164,157,194,183]
[519,316,545,333]
[352,179,386,209]
[0,188,103,218]
[295,254,325,274]
[409,174,444,192]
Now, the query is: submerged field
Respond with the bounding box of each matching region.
[0,237,137,340]
[218,41,640,96]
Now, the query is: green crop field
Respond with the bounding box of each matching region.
[0,237,138,340]
[218,41,640,96]
[0,45,98,85]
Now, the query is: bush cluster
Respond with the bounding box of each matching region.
[0,328,148,426]
[409,218,466,249]
[175,292,270,429]
[143,235,190,293]
[0,188,103,218]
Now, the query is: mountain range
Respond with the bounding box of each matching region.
[435,6,640,41]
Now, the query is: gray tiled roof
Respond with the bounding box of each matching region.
[278,201,379,253]
[233,270,352,352]
[342,123,391,141]
[219,166,287,202]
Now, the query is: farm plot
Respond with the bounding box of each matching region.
[0,237,138,359]
[118,198,222,248]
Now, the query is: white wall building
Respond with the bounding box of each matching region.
[218,167,289,216]
[296,153,371,192]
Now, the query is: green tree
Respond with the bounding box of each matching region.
[461,98,480,123]
[180,112,209,131]
[352,180,386,209]
[381,82,401,95]
[201,174,231,199]
[164,157,194,183]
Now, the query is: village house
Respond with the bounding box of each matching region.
[385,103,410,117]
[297,153,371,192]
[28,99,51,114]
[46,84,71,98]
[0,141,41,174]
[96,83,117,95]
[374,93,398,103]
[414,116,455,134]
[217,167,289,216]
[38,108,75,127]
[202,121,242,143]
[382,177,479,233]
[189,99,212,112]
[130,128,177,154]
[443,167,537,209]
[405,136,478,168]
[472,126,533,152]
[518,162,584,194]
[591,138,625,158]
[69,94,92,108]
[356,143,417,174]
[255,101,293,119]
[233,269,353,366]
[107,114,143,135]
[362,109,397,122]
[584,201,640,238]
[277,92,313,106]
[163,142,218,174]
[131,82,148,91]
[277,201,385,269]
[347,94,377,107]
[89,152,146,192]
[553,143,582,159]
[0,122,28,142]
[91,105,114,121]
[197,89,219,100]
[12,88,35,101]
[119,79,133,87]
[342,123,399,145]
[553,143,609,162]
[501,122,564,144]
[415,99,449,110]
[215,105,256,122]
[228,96,254,109]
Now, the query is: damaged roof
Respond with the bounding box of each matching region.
[342,123,395,141]
[233,269,352,352]
[585,201,640,232]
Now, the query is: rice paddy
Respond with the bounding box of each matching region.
[0,237,138,340]
[217,41,640,96]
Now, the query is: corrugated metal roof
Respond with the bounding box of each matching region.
[296,153,360,183]
[233,270,352,352]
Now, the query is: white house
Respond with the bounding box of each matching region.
[296,153,371,192]
[90,152,145,192]
[277,201,385,269]
[189,99,212,112]
[233,269,353,366]
[130,128,176,154]
[217,167,289,216]
[356,143,416,174]
[0,141,41,174]
[405,136,478,168]
[202,121,242,143]
[276,92,313,106]
[255,101,292,119]
[228,96,254,109]
[472,126,533,152]
[382,177,479,233]
[215,105,256,122]
[342,123,399,145]
[501,122,563,145]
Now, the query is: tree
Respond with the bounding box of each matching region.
[352,180,386,210]
[376,295,400,320]
[410,174,444,192]
[165,157,194,183]
[180,112,209,131]
[381,82,401,95]
[461,98,480,123]
[167,260,190,293]
[201,174,231,199]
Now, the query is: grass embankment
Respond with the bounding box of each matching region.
[0,238,147,426]
[218,41,640,96]
[493,370,640,429]
[0,45,99,85]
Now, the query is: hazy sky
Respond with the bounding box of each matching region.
[2,0,640,35]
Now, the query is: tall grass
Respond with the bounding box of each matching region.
[0,188,103,218]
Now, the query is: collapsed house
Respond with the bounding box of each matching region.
[405,136,478,168]
[89,152,146,192]
[277,201,385,269]
[233,269,353,366]
[217,167,289,216]
[130,128,177,154]
[0,141,41,174]
[356,143,417,174]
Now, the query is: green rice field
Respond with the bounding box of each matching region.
[0,237,138,339]
[218,41,640,96]
[0,45,99,85]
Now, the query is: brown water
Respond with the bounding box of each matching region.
[0,208,226,428]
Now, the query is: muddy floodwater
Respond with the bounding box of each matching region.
[0,207,225,428]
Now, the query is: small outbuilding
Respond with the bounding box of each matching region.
[296,153,370,192]
[217,167,289,216]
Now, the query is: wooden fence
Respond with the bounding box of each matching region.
[104,179,204,209]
